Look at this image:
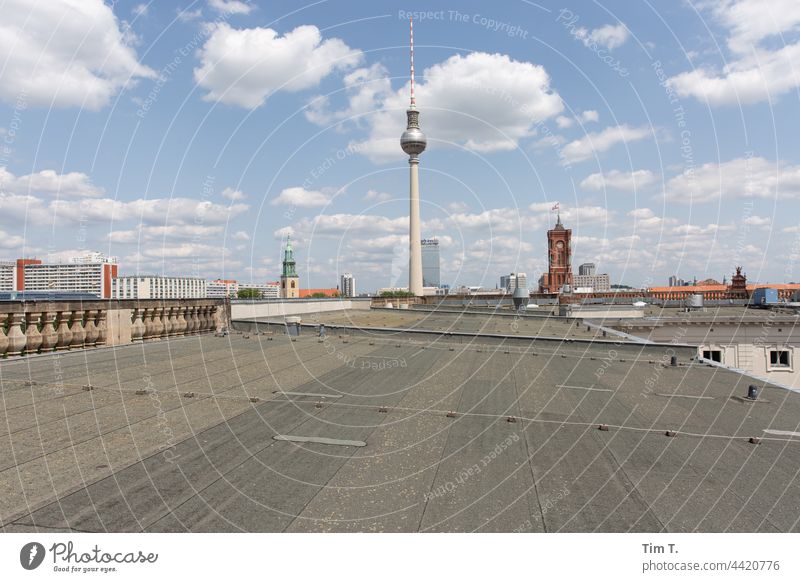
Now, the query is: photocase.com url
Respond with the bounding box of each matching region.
[643,560,781,574]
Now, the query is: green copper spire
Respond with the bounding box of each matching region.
[282,235,297,277]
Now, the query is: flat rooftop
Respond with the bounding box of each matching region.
[2,309,800,532]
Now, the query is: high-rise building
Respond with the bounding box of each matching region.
[206,279,238,298]
[500,272,528,292]
[112,276,206,299]
[421,238,440,287]
[280,236,300,298]
[539,212,573,293]
[578,263,596,276]
[12,253,118,298]
[340,273,356,297]
[400,19,426,296]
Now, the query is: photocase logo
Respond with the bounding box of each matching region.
[20,542,46,570]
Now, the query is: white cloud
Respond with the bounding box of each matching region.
[270,186,336,207]
[580,110,599,123]
[556,115,575,129]
[575,23,630,50]
[232,230,251,241]
[664,156,800,203]
[306,64,392,126]
[222,187,246,201]
[132,3,149,17]
[710,0,800,54]
[324,52,563,163]
[627,208,675,230]
[668,44,800,105]
[194,24,362,108]
[0,228,25,249]
[580,169,657,191]
[107,224,225,244]
[0,193,249,227]
[177,7,203,22]
[207,0,253,15]
[561,124,650,164]
[0,0,154,110]
[743,215,771,227]
[363,189,392,203]
[0,167,104,198]
[667,0,800,105]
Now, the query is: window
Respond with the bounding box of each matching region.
[770,350,791,368]
[702,350,722,362]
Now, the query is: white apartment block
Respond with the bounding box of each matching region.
[206,279,239,298]
[0,262,14,292]
[238,283,280,299]
[111,276,206,299]
[22,260,117,298]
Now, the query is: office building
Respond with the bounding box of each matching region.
[578,263,596,276]
[206,279,239,298]
[573,273,611,292]
[421,238,440,287]
[340,273,356,297]
[111,276,206,299]
[500,272,528,292]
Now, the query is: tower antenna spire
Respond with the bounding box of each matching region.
[410,18,416,108]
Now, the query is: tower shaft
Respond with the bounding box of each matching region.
[409,158,423,296]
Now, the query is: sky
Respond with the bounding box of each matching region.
[1,0,799,292]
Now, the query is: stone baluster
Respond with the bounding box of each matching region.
[184,306,195,335]
[40,311,58,352]
[84,310,99,347]
[143,308,155,340]
[160,307,169,338]
[190,306,201,334]
[131,308,145,342]
[161,307,172,337]
[0,313,10,357]
[177,307,188,336]
[196,306,207,332]
[152,307,165,339]
[69,311,86,349]
[56,311,73,351]
[163,307,174,337]
[7,312,27,357]
[211,306,222,332]
[206,305,216,331]
[25,312,43,355]
[96,310,108,346]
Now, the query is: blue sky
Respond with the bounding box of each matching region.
[1,0,799,291]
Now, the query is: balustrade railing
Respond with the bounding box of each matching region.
[0,301,224,358]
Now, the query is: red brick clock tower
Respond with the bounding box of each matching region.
[541,211,573,293]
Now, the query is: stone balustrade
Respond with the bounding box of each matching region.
[0,299,226,358]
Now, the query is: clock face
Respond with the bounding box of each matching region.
[556,241,564,250]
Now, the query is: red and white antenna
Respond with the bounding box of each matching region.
[409,18,416,108]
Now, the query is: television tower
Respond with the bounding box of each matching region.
[400,18,426,296]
